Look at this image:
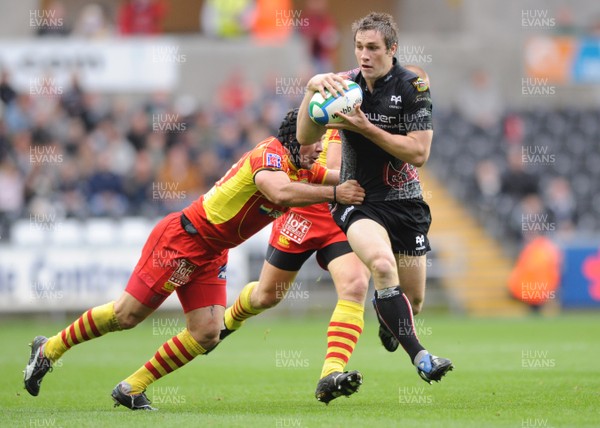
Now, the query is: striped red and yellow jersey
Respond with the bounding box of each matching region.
[182,136,328,251]
[316,129,341,168]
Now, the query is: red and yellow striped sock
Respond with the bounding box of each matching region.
[223,281,264,330]
[43,301,121,362]
[320,299,364,378]
[124,328,206,394]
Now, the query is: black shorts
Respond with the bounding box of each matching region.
[331,199,432,256]
[265,241,353,271]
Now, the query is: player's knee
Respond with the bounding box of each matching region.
[253,289,283,309]
[370,256,396,281]
[338,273,369,303]
[188,322,221,350]
[115,310,144,330]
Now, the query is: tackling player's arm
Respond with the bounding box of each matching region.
[254,170,364,207]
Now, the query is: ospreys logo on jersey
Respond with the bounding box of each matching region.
[384,161,419,190]
[389,94,402,109]
[411,77,429,92]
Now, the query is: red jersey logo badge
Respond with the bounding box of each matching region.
[280,212,312,244]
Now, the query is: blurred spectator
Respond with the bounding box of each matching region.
[216,69,255,117]
[156,145,203,211]
[0,70,17,105]
[126,110,151,152]
[72,3,113,39]
[56,159,87,218]
[456,68,502,129]
[509,194,550,243]
[63,118,86,157]
[471,159,501,217]
[0,120,8,161]
[297,0,339,72]
[61,74,86,118]
[36,0,71,37]
[87,152,129,217]
[214,119,244,166]
[124,150,156,216]
[201,0,255,38]
[0,156,25,239]
[4,95,34,134]
[91,118,136,176]
[544,177,578,234]
[118,0,167,35]
[503,113,525,146]
[500,146,539,201]
[196,150,223,189]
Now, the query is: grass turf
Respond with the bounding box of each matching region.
[1,312,598,427]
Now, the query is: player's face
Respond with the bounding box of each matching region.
[354,30,396,84]
[298,140,323,169]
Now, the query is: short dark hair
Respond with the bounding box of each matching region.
[352,12,398,51]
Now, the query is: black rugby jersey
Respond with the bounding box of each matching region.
[339,58,433,202]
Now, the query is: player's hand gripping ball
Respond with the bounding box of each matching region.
[308,80,363,125]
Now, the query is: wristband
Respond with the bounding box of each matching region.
[332,185,337,203]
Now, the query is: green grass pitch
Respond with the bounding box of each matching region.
[1,312,598,427]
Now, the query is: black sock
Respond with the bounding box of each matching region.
[373,286,425,362]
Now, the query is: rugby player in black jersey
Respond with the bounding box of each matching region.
[297,12,453,385]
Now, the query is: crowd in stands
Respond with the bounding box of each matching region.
[0,68,305,240]
[430,70,591,252]
[0,0,339,241]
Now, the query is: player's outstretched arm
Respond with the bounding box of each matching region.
[255,170,364,207]
[297,73,347,146]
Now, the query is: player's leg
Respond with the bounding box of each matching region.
[223,263,298,331]
[376,254,428,352]
[112,253,227,411]
[320,244,369,377]
[113,304,223,411]
[222,245,312,336]
[394,252,452,382]
[346,217,428,366]
[397,254,427,315]
[314,244,369,404]
[24,281,156,397]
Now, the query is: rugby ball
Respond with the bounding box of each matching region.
[308,80,363,126]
